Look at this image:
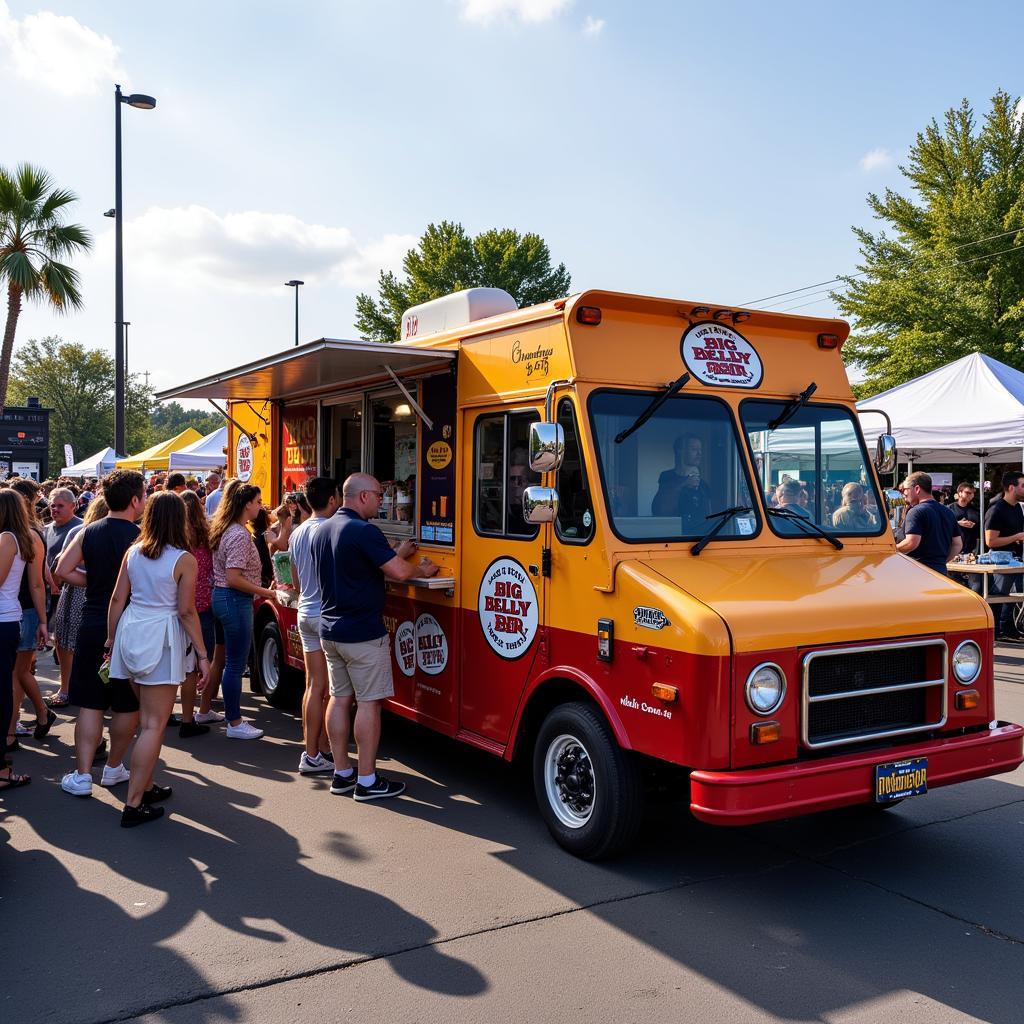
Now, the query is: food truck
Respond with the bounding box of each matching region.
[159,287,1024,858]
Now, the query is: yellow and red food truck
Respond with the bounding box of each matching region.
[160,287,1024,858]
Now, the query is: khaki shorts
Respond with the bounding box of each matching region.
[297,612,322,654]
[321,635,394,702]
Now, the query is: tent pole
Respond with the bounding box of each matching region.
[979,459,986,555]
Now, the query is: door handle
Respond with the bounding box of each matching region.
[528,564,539,576]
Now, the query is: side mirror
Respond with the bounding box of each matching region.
[874,434,897,474]
[529,422,565,474]
[523,485,559,524]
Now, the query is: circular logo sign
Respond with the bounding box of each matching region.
[235,433,254,482]
[426,441,453,470]
[394,620,416,677]
[415,613,448,675]
[478,558,539,660]
[680,322,763,389]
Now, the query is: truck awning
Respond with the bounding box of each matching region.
[155,338,456,402]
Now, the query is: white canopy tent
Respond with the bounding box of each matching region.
[167,426,228,472]
[857,352,1024,551]
[61,446,121,477]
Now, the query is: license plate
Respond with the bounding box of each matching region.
[875,757,928,803]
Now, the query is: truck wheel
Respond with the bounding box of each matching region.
[254,619,301,709]
[533,702,643,860]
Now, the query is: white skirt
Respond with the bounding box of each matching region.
[110,605,188,686]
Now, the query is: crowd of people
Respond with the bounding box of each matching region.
[0,466,439,827]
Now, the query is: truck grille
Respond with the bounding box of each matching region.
[802,640,947,749]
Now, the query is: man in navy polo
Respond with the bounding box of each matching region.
[313,472,439,801]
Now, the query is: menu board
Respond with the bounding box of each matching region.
[281,404,318,494]
[419,375,456,545]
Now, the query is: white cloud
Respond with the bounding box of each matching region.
[859,148,894,173]
[108,205,415,293]
[457,0,572,25]
[582,15,605,35]
[0,1,125,97]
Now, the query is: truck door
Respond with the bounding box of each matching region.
[459,406,546,745]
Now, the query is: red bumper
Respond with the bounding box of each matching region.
[689,722,1024,826]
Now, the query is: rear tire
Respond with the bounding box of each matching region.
[533,701,643,860]
[253,619,302,709]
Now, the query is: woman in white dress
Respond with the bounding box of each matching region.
[107,492,209,828]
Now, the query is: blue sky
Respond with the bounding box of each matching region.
[2,0,1021,401]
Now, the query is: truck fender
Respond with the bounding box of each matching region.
[506,665,633,761]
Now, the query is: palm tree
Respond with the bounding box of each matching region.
[0,164,92,411]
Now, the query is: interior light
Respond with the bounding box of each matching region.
[394,403,412,417]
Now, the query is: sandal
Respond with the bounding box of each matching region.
[45,692,69,708]
[0,767,31,791]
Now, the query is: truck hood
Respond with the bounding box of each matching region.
[638,549,991,653]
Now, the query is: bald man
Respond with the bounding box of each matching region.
[312,473,439,802]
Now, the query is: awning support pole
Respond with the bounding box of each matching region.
[207,399,261,448]
[383,365,433,431]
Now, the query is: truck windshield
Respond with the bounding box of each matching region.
[589,390,759,542]
[740,400,884,536]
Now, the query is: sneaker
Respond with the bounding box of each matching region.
[61,770,93,797]
[100,763,130,787]
[121,803,165,828]
[194,710,225,724]
[329,771,357,795]
[320,749,335,765]
[226,721,264,740]
[298,751,334,775]
[141,784,172,805]
[353,773,405,802]
[178,722,210,739]
[14,721,32,737]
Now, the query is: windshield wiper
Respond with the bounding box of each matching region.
[766,381,817,431]
[691,505,753,556]
[614,372,691,444]
[766,507,843,550]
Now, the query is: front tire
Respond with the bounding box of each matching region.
[253,619,302,709]
[533,702,643,860]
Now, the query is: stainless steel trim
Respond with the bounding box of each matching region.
[745,661,787,717]
[801,639,948,750]
[808,678,945,703]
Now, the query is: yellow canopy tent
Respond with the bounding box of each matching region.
[115,428,203,471]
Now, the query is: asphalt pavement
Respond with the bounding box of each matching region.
[3,651,1023,1024]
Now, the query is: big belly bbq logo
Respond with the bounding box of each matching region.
[680,322,763,389]
[478,557,539,660]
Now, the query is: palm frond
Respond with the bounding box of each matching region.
[37,261,84,312]
[0,251,39,291]
[38,188,80,221]
[41,223,93,257]
[14,163,53,205]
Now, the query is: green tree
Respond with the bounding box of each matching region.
[8,336,154,471]
[836,90,1024,398]
[0,164,92,410]
[150,400,223,440]
[355,221,572,341]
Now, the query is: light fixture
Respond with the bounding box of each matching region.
[394,403,412,417]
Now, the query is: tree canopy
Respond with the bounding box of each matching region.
[355,221,572,342]
[150,400,223,441]
[0,164,92,411]
[836,90,1024,398]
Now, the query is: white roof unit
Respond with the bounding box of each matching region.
[400,288,518,340]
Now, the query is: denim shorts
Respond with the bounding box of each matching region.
[17,607,39,652]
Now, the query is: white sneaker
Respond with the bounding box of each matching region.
[100,763,130,787]
[298,751,333,774]
[226,721,263,740]
[195,710,225,724]
[61,770,93,797]
[15,721,32,736]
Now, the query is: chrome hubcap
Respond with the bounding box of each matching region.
[544,733,595,828]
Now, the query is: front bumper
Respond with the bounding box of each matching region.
[689,721,1024,826]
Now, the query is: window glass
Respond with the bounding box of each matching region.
[474,411,540,538]
[555,399,594,543]
[589,390,758,542]
[326,399,362,484]
[370,393,417,532]
[741,400,883,536]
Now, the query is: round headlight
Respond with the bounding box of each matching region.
[952,641,981,684]
[745,663,786,715]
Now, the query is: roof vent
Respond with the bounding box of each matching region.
[400,288,517,340]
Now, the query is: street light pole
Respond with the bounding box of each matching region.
[285,280,304,346]
[113,84,155,455]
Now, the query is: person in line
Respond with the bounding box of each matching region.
[0,490,41,791]
[204,473,222,517]
[165,473,187,494]
[178,490,216,738]
[210,483,279,739]
[251,506,276,589]
[57,470,146,797]
[896,471,962,577]
[6,480,51,749]
[314,472,438,801]
[106,491,208,827]
[43,487,82,708]
[774,479,811,518]
[984,471,1024,640]
[831,482,876,530]
[946,481,983,593]
[652,434,712,531]
[289,477,338,776]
